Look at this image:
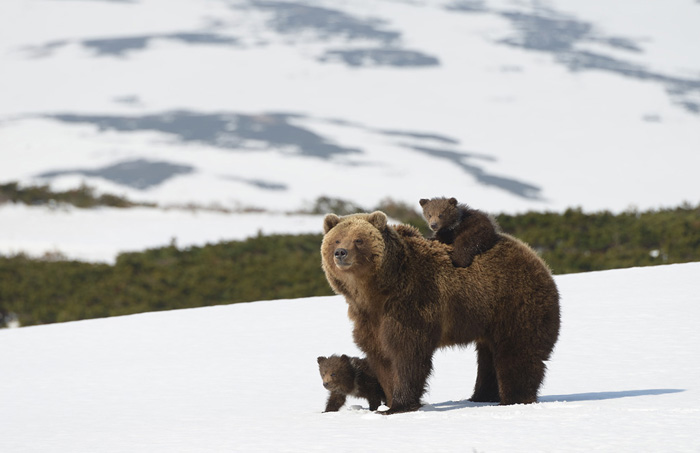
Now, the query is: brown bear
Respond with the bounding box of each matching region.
[317,354,386,412]
[321,211,560,414]
[419,197,501,267]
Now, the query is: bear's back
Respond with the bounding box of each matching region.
[446,233,560,346]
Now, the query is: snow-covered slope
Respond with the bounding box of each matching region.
[0,203,326,262]
[2,0,699,215]
[2,262,699,452]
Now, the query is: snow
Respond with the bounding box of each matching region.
[0,203,325,263]
[1,2,699,449]
[1,0,698,217]
[1,262,699,452]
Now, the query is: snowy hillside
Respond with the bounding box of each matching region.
[2,262,699,452]
[0,203,326,262]
[2,0,699,216]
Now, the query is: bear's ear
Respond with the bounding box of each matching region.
[317,356,326,364]
[367,211,387,230]
[419,198,429,207]
[323,214,341,234]
[448,197,458,205]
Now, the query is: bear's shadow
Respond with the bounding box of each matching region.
[423,388,685,411]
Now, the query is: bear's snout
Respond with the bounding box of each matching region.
[430,222,439,231]
[334,248,348,261]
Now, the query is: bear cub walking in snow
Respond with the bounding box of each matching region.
[420,197,501,267]
[317,355,386,412]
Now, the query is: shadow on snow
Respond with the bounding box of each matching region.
[423,388,685,411]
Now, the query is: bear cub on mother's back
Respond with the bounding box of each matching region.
[317,355,386,412]
[420,197,501,267]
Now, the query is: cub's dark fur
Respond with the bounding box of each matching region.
[317,354,386,412]
[420,197,501,267]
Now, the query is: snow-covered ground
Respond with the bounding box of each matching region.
[2,262,699,452]
[0,203,325,262]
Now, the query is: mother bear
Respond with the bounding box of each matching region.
[321,211,560,414]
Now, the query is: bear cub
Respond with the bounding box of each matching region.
[420,197,501,267]
[317,354,386,412]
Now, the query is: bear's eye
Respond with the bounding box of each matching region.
[354,239,363,245]
[438,214,443,219]
[330,373,336,377]
[335,240,340,244]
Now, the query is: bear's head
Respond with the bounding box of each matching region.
[317,354,355,393]
[321,211,388,276]
[419,197,461,232]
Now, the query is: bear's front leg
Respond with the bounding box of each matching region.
[324,392,347,412]
[380,317,439,415]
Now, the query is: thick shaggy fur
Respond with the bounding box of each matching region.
[321,212,560,414]
[317,354,386,412]
[420,197,501,267]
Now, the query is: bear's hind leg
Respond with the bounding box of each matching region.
[470,342,500,403]
[494,354,545,405]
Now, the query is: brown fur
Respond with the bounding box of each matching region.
[420,197,501,267]
[317,354,386,412]
[321,211,560,414]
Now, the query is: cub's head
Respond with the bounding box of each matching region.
[321,211,387,276]
[419,197,460,232]
[317,355,355,394]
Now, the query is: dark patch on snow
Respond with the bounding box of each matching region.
[113,95,142,106]
[447,4,700,115]
[224,175,288,191]
[44,111,362,160]
[249,1,440,68]
[679,101,700,114]
[377,129,460,145]
[319,48,439,67]
[22,40,68,58]
[408,146,542,200]
[37,111,540,198]
[83,33,239,57]
[251,1,400,44]
[497,10,700,115]
[38,159,194,190]
[446,0,488,13]
[23,32,240,58]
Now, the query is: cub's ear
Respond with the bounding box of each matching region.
[323,214,341,234]
[367,211,388,230]
[419,198,429,207]
[317,356,327,364]
[448,197,458,205]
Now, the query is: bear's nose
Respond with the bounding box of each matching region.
[430,222,438,230]
[334,248,348,260]
[323,382,330,388]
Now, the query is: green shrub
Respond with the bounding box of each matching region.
[0,182,151,208]
[2,187,699,328]
[0,234,332,327]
